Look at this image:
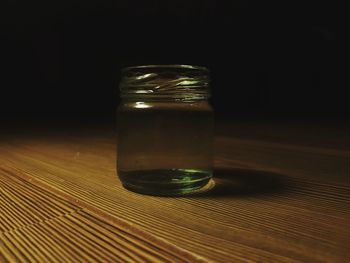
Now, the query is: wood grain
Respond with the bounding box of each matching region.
[0,167,206,263]
[1,125,350,262]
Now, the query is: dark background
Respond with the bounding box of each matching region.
[1,0,346,123]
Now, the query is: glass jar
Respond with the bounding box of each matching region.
[117,65,213,195]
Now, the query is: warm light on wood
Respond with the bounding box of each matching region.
[0,128,349,262]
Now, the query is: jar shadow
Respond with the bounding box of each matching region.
[186,168,292,197]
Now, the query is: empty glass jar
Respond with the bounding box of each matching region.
[117,65,213,195]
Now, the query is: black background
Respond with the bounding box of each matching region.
[1,0,346,123]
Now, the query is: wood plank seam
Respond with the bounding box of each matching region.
[0,208,84,235]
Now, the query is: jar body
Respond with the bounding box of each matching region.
[117,100,213,195]
[117,65,213,195]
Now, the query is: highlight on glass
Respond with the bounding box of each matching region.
[117,65,214,196]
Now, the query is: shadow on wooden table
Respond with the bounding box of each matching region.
[192,168,292,197]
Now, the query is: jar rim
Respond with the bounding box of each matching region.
[122,64,209,73]
[119,64,210,101]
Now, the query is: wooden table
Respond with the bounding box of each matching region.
[1,119,350,262]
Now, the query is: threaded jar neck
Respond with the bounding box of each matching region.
[119,65,210,101]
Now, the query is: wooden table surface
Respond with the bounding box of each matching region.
[1,119,350,262]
